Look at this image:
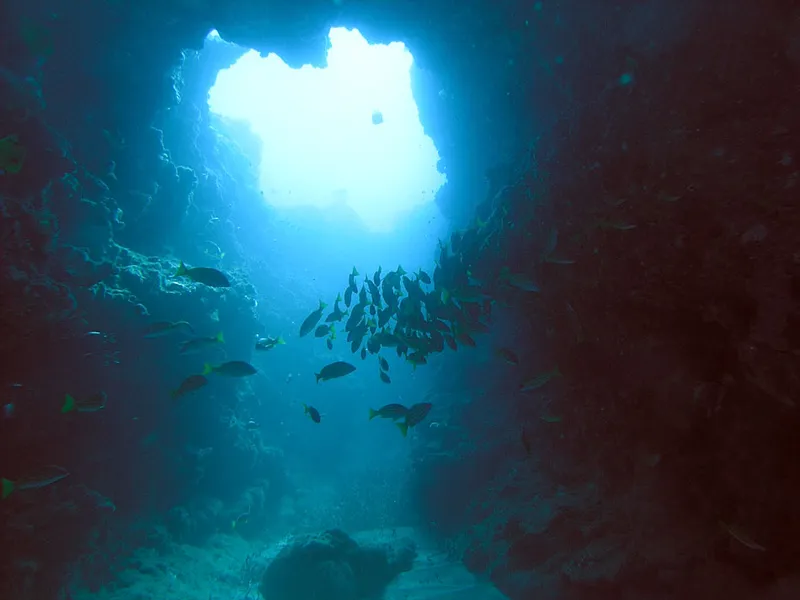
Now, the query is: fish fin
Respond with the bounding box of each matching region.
[336,293,342,302]
[319,299,328,310]
[176,261,187,277]
[1,478,13,499]
[277,335,285,345]
[368,408,378,420]
[215,332,225,344]
[61,394,76,413]
[396,421,409,437]
[202,363,213,376]
[314,373,322,384]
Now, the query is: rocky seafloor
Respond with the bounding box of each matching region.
[2,0,800,599]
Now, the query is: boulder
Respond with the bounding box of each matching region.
[259,529,416,600]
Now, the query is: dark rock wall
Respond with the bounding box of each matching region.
[408,2,800,600]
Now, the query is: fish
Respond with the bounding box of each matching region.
[595,219,637,231]
[300,300,327,337]
[2,465,70,499]
[326,338,333,350]
[255,335,285,351]
[315,361,356,383]
[325,294,348,323]
[443,334,457,351]
[347,267,359,294]
[416,269,431,284]
[0,134,26,174]
[143,320,195,338]
[396,402,433,437]
[721,522,766,552]
[360,347,367,360]
[543,256,575,265]
[377,307,394,328]
[447,286,487,304]
[499,267,540,292]
[175,261,231,288]
[456,332,476,347]
[232,511,250,529]
[2,403,13,418]
[61,392,107,413]
[170,374,208,399]
[520,367,562,392]
[303,404,321,423]
[496,348,519,365]
[539,411,562,423]
[379,370,391,384]
[179,332,225,354]
[565,302,584,343]
[368,403,409,421]
[367,279,381,304]
[406,351,428,368]
[315,324,335,338]
[203,361,258,377]
[378,356,389,371]
[245,419,260,430]
[521,427,532,456]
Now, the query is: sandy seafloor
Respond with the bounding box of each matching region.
[75,527,509,600]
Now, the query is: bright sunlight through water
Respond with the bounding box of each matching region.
[207,27,446,232]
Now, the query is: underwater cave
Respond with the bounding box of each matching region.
[2,1,800,599]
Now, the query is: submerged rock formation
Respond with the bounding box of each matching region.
[259,529,416,600]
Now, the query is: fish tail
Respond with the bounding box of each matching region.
[231,520,236,529]
[330,325,336,340]
[368,408,378,420]
[302,404,309,414]
[1,478,14,499]
[314,373,322,384]
[175,261,187,277]
[319,299,328,310]
[202,363,214,376]
[215,332,225,344]
[396,421,409,437]
[277,335,285,345]
[61,394,76,414]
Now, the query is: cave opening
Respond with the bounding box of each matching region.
[206,27,447,234]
